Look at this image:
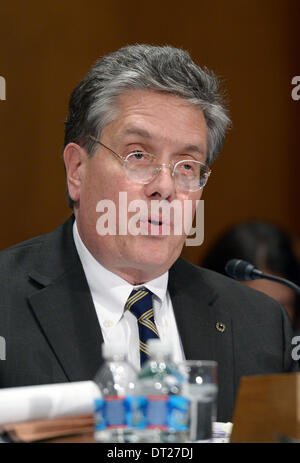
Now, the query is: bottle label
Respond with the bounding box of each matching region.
[94,395,189,432]
[146,395,168,429]
[125,396,147,429]
[94,398,105,431]
[94,396,147,430]
[167,396,189,431]
[105,396,127,428]
[94,396,127,429]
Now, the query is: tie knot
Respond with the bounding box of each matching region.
[125,288,153,319]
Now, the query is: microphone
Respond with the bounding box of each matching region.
[225,259,300,295]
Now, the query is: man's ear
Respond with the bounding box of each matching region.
[63,143,87,202]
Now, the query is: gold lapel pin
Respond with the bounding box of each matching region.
[216,322,226,333]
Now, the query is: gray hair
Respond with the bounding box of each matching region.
[65,44,230,207]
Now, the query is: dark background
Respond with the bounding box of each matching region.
[0,0,299,265]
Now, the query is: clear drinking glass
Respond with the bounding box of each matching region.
[179,360,218,442]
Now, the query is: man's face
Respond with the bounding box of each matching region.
[67,89,208,284]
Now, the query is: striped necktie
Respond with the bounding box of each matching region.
[125,288,159,366]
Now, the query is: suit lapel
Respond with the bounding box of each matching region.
[27,216,104,382]
[169,259,218,361]
[169,259,236,421]
[169,284,215,361]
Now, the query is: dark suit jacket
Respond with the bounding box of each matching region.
[0,216,297,421]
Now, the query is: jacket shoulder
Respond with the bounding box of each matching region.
[171,257,286,315]
[0,233,45,271]
[0,216,74,276]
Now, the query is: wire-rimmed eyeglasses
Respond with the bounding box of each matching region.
[88,135,211,192]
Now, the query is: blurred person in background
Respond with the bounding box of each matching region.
[202,221,300,334]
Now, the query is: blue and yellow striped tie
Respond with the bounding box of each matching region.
[125,288,159,366]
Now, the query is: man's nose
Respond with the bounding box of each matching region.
[144,164,176,200]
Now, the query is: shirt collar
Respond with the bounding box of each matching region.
[73,221,168,322]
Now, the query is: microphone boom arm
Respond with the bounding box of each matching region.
[225,258,300,295]
[258,273,300,295]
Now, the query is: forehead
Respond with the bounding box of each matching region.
[102,89,208,156]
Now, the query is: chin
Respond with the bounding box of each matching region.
[133,243,180,271]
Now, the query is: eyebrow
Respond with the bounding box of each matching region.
[122,127,152,139]
[121,127,205,155]
[181,144,205,155]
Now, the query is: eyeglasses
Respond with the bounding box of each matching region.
[88,135,211,192]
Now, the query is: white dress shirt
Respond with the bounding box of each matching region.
[73,221,185,370]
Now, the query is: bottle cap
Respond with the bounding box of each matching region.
[147,339,171,356]
[102,343,127,359]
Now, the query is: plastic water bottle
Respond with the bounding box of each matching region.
[136,339,189,443]
[94,343,142,443]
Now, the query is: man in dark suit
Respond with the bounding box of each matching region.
[0,45,297,422]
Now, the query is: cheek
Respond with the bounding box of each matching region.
[179,192,202,221]
[84,164,122,204]
[178,189,202,202]
[84,169,145,225]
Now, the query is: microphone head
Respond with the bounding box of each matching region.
[225,259,257,281]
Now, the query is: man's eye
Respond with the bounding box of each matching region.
[181,162,194,171]
[131,151,146,160]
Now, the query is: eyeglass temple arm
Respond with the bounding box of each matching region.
[88,135,124,161]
